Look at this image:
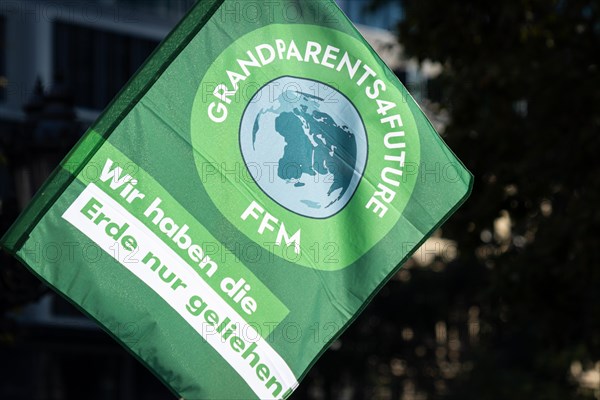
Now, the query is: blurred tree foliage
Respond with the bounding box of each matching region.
[294,1,600,399]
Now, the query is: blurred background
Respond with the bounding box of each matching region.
[0,0,599,399]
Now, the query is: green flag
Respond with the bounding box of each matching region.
[1,1,472,399]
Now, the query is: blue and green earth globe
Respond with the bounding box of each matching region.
[240,76,368,219]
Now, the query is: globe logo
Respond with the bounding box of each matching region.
[240,76,368,219]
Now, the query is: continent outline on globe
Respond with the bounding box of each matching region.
[239,75,369,220]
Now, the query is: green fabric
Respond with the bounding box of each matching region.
[1,1,472,399]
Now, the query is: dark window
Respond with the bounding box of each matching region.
[53,21,159,110]
[338,0,404,31]
[51,293,85,318]
[395,69,408,86]
[427,77,445,104]
[0,16,6,102]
